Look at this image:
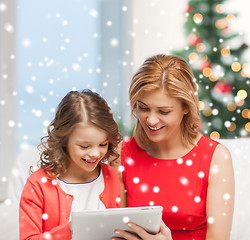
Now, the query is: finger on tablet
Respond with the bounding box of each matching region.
[113,227,141,240]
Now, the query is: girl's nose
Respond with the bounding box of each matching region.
[89,147,101,158]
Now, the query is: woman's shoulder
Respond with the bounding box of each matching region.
[212,141,232,162]
[197,134,220,148]
[122,136,135,145]
[121,136,141,151]
[198,135,232,163]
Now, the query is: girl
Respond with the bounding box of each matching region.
[112,54,234,240]
[19,89,122,240]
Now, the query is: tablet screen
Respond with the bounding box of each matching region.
[71,206,163,240]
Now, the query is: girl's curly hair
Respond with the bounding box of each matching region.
[38,89,122,178]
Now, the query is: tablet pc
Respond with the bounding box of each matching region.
[71,206,163,240]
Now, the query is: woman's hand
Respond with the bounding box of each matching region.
[112,220,172,240]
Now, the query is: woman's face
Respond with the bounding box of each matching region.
[136,89,188,144]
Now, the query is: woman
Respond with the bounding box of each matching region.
[112,54,234,240]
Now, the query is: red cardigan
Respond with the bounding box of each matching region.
[19,163,121,240]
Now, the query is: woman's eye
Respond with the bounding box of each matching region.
[159,110,170,115]
[138,105,149,111]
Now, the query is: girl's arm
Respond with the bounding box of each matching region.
[19,180,72,240]
[206,143,235,240]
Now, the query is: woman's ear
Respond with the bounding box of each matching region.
[182,103,189,115]
[184,108,189,115]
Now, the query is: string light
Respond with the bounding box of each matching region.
[199,101,205,111]
[196,43,206,52]
[188,52,198,61]
[235,99,244,107]
[227,122,236,132]
[193,13,203,24]
[242,109,249,118]
[227,103,236,112]
[210,131,220,139]
[203,107,212,117]
[203,67,212,77]
[216,19,227,29]
[231,62,241,72]
[237,89,247,100]
[226,14,236,23]
[221,48,230,57]
[215,4,224,14]
[209,73,218,82]
[245,122,250,132]
[241,63,250,77]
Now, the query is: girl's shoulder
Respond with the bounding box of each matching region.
[26,167,52,184]
[100,163,118,176]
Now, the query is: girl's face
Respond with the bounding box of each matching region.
[66,122,109,182]
[136,89,188,144]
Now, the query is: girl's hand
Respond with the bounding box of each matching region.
[112,220,172,240]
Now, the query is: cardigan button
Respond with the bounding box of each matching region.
[100,194,104,198]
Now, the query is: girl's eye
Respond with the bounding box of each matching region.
[80,145,89,149]
[100,142,109,147]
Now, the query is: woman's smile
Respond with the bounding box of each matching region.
[146,123,165,132]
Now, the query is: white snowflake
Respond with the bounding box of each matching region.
[140,184,148,192]
[42,213,49,220]
[172,206,178,213]
[180,177,189,186]
[153,186,160,193]
[123,216,130,223]
[8,120,15,127]
[133,177,140,184]
[208,217,214,224]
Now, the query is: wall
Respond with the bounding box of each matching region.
[130,0,250,71]
[0,0,16,201]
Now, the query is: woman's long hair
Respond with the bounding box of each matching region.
[129,54,200,149]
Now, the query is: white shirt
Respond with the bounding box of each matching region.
[57,169,106,214]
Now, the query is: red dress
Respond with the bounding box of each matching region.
[121,135,219,240]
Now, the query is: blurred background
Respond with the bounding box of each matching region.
[1,0,250,208]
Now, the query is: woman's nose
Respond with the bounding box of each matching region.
[146,113,159,126]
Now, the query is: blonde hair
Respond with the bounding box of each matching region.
[129,54,200,149]
[38,89,122,178]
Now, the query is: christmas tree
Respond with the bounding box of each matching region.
[172,0,250,139]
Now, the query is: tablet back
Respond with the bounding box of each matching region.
[71,206,163,240]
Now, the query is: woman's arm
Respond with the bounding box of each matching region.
[110,141,127,207]
[112,220,172,240]
[206,143,235,240]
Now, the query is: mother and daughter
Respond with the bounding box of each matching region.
[19,54,234,240]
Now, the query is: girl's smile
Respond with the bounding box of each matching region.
[63,122,109,183]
